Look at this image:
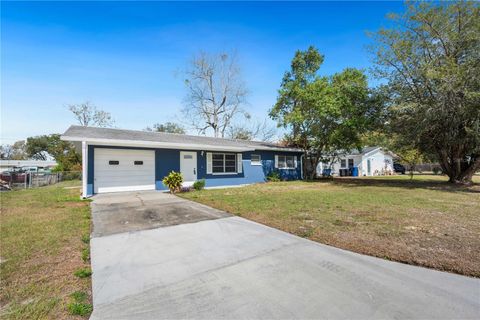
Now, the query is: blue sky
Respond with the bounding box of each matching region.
[1,1,404,143]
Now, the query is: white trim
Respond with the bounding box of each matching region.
[206,152,212,174]
[211,172,238,175]
[276,155,296,170]
[237,154,242,173]
[274,155,279,168]
[96,184,155,193]
[61,136,253,152]
[81,141,87,198]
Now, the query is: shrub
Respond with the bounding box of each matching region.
[67,291,92,316]
[162,171,183,193]
[81,247,90,262]
[193,179,206,191]
[432,167,442,175]
[266,171,281,182]
[74,267,92,278]
[81,234,90,244]
[67,302,93,316]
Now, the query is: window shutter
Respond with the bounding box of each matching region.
[237,154,242,173]
[294,156,298,168]
[206,152,212,174]
[274,155,279,168]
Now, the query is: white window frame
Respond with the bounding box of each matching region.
[211,152,238,175]
[251,154,262,166]
[348,158,354,168]
[276,155,296,170]
[340,159,347,168]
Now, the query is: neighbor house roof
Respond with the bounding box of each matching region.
[61,125,302,152]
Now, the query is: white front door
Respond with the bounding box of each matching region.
[180,151,197,185]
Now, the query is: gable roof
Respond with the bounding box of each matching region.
[61,125,302,152]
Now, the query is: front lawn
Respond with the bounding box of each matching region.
[180,175,480,277]
[0,181,92,319]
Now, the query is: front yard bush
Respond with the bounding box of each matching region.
[266,171,281,182]
[162,171,183,193]
[193,179,206,190]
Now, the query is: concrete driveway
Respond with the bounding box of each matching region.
[90,191,479,320]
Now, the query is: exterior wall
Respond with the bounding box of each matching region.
[86,145,302,195]
[361,151,394,176]
[315,150,394,177]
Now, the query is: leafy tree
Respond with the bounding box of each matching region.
[145,122,185,134]
[68,101,114,127]
[26,134,80,170]
[270,46,383,179]
[182,51,249,137]
[369,1,480,184]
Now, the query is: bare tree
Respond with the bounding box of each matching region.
[68,101,114,127]
[228,119,277,142]
[182,51,248,138]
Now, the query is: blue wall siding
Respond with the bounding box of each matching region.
[86,145,303,194]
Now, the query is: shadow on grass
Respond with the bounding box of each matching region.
[304,177,480,194]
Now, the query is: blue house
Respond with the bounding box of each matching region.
[61,126,303,197]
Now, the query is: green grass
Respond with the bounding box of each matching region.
[0,181,92,319]
[74,268,92,279]
[180,174,480,277]
[67,291,92,316]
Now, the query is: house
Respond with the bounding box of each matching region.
[316,146,394,177]
[61,126,303,198]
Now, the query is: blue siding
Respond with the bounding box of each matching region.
[86,145,303,195]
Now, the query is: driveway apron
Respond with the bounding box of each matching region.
[89,191,480,320]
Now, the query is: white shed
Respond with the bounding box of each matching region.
[316,147,394,177]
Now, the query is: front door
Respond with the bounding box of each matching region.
[180,151,197,185]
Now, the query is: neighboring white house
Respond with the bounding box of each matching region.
[316,146,394,177]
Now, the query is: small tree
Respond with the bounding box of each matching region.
[270,46,383,179]
[68,101,114,127]
[145,122,185,134]
[182,51,249,138]
[26,134,80,170]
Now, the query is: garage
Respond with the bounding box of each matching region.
[93,148,155,194]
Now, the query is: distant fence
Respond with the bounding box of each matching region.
[0,171,81,190]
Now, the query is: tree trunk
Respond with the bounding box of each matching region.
[439,151,480,185]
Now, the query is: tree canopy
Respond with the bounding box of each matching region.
[370,1,480,183]
[26,134,80,171]
[145,122,185,134]
[270,46,383,178]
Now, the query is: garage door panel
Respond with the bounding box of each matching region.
[94,149,155,194]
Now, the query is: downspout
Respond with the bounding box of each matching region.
[81,141,88,199]
[300,154,304,180]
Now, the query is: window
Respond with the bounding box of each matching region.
[134,161,143,165]
[348,159,354,168]
[212,153,237,173]
[183,155,193,159]
[109,160,119,165]
[277,155,296,169]
[251,154,261,165]
[340,159,347,168]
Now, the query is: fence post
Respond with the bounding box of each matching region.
[24,173,27,189]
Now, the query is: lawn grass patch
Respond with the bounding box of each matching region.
[74,267,92,279]
[0,181,92,319]
[180,175,480,277]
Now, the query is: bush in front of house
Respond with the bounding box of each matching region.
[193,179,206,191]
[432,167,442,175]
[162,171,183,193]
[266,171,281,182]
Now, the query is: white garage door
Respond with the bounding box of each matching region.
[94,148,155,194]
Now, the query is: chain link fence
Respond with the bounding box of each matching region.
[0,171,81,191]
